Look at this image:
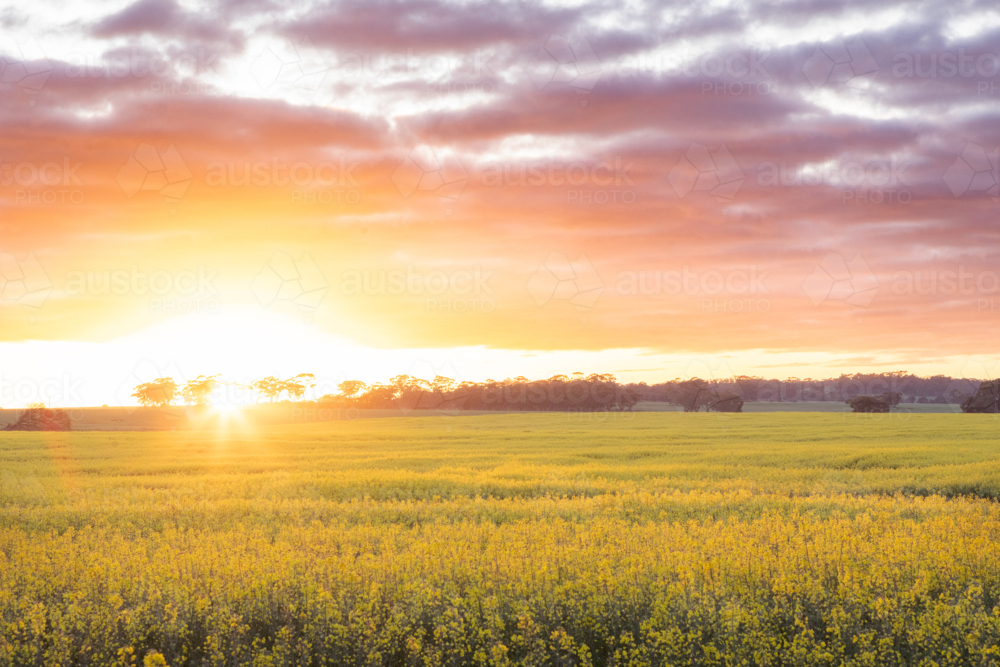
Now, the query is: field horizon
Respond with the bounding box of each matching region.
[0,399,970,432]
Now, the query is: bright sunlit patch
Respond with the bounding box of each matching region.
[113,306,362,378]
[800,87,910,122]
[945,11,1000,42]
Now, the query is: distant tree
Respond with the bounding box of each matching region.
[947,389,972,405]
[132,378,178,407]
[181,375,221,406]
[251,374,315,402]
[282,374,316,401]
[877,391,902,408]
[846,395,890,413]
[669,378,715,412]
[5,406,71,431]
[619,386,641,411]
[960,380,1000,414]
[431,376,457,395]
[708,392,744,412]
[392,375,434,412]
[251,377,284,403]
[337,380,367,399]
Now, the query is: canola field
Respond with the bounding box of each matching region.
[2,412,1000,666]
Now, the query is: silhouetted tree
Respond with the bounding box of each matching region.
[283,373,316,401]
[337,380,367,399]
[318,373,638,412]
[877,391,902,408]
[181,375,221,406]
[251,374,316,402]
[5,405,72,431]
[132,378,178,407]
[708,392,744,412]
[251,377,283,402]
[961,380,1000,413]
[846,396,890,413]
[668,378,715,412]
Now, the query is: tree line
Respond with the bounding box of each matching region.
[625,372,995,407]
[131,374,317,407]
[319,374,644,412]
[131,373,646,412]
[3,372,998,431]
[125,371,1000,414]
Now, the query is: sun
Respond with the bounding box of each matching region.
[113,306,362,385]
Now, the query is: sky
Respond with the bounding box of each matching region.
[0,0,999,407]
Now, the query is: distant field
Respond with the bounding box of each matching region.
[0,400,966,432]
[633,400,963,413]
[0,404,507,431]
[2,413,999,666]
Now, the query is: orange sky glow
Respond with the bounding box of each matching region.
[1,0,999,406]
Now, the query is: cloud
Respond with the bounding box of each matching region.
[279,0,584,52]
[92,0,235,45]
[1,0,999,369]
